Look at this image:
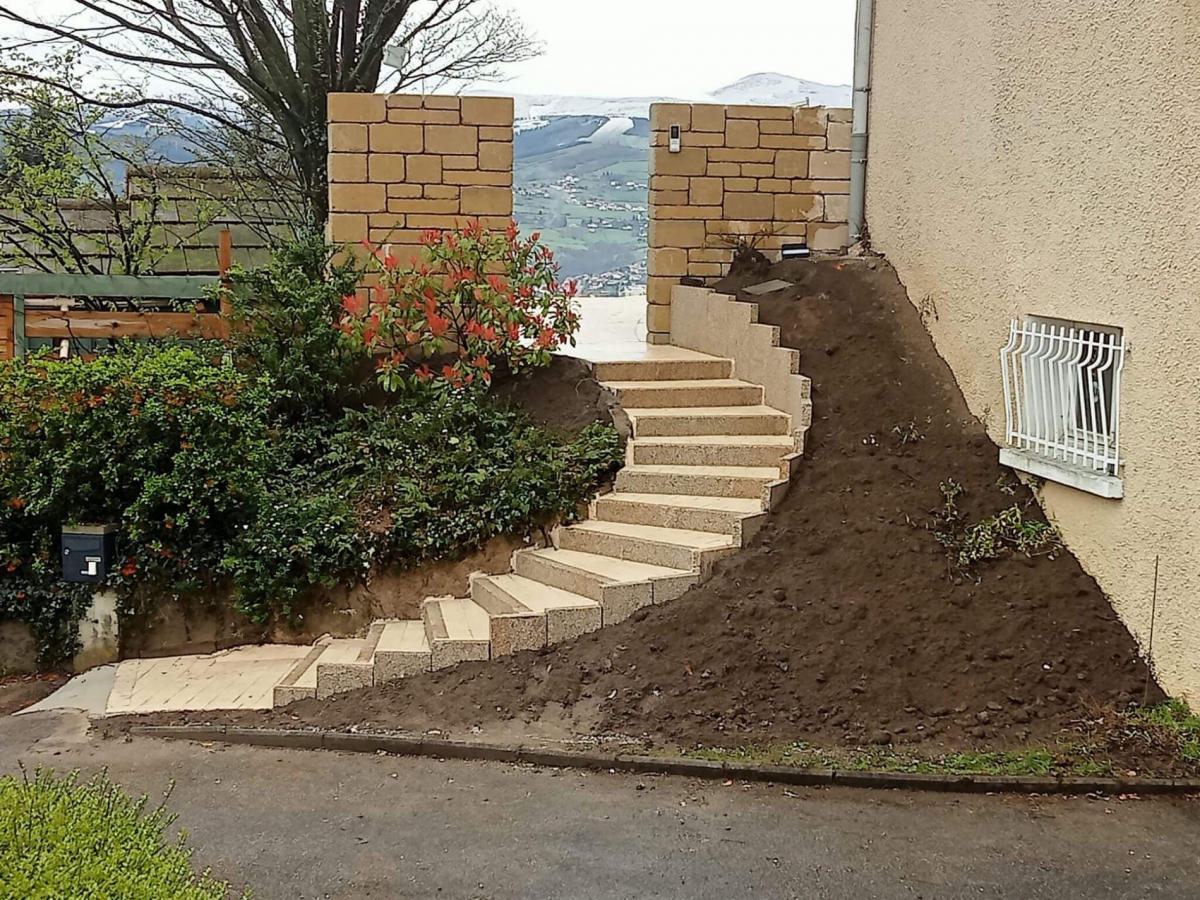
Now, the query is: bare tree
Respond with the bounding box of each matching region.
[0,1,539,228]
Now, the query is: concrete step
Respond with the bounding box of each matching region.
[556,520,736,573]
[630,435,796,468]
[272,638,331,707]
[473,574,602,652]
[627,405,791,437]
[604,379,763,409]
[296,636,373,701]
[373,620,431,683]
[615,464,783,500]
[511,547,696,623]
[593,492,766,536]
[592,355,733,383]
[424,597,492,669]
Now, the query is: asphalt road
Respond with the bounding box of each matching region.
[4,710,1200,900]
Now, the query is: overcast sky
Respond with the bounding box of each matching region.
[26,0,855,97]
[488,0,855,96]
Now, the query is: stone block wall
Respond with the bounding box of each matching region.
[326,93,514,265]
[646,103,852,342]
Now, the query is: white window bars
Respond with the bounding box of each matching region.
[1000,317,1126,477]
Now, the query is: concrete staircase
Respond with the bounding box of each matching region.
[272,349,809,707]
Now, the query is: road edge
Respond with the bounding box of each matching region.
[128,725,1200,796]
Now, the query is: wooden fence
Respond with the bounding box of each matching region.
[0,230,235,361]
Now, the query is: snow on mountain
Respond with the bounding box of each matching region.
[710,72,851,109]
[494,72,851,132]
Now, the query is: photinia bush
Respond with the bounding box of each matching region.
[340,219,580,392]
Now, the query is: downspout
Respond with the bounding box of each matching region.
[849,0,874,244]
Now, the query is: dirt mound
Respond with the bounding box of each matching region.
[492,355,620,436]
[130,259,1161,754]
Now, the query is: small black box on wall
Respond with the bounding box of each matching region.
[62,524,118,584]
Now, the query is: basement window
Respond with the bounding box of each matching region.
[999,316,1126,499]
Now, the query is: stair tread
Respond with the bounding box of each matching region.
[297,639,366,688]
[622,463,782,479]
[486,574,601,613]
[376,620,429,654]
[601,493,764,513]
[567,519,737,549]
[427,598,491,642]
[525,547,693,582]
[634,434,794,446]
[626,405,788,418]
[603,378,760,390]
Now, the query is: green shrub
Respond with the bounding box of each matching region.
[933,479,1062,572]
[0,769,237,899]
[223,233,367,418]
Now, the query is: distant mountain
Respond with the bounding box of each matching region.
[495,71,852,130]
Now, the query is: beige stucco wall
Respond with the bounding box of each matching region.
[646,103,852,342]
[867,1,1200,698]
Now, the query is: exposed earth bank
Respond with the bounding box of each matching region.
[116,259,1168,767]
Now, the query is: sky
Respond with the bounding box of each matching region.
[24,0,856,98]
[487,0,856,96]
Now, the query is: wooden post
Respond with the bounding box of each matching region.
[0,295,12,360]
[12,294,25,358]
[217,228,233,318]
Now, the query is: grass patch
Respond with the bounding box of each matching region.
[0,768,239,899]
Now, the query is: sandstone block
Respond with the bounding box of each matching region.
[690,262,724,277]
[388,108,459,125]
[369,123,423,153]
[369,154,406,183]
[426,125,479,155]
[708,162,741,177]
[649,219,706,249]
[794,107,830,135]
[328,213,368,243]
[827,121,853,151]
[461,96,513,125]
[480,126,514,141]
[709,148,774,163]
[810,222,850,250]
[330,182,386,213]
[328,123,368,153]
[758,178,792,192]
[329,153,367,183]
[824,193,850,222]
[444,155,478,170]
[387,183,423,198]
[727,104,792,119]
[461,185,513,216]
[646,276,676,306]
[406,155,443,183]
[327,93,386,123]
[444,170,513,186]
[689,247,733,264]
[760,119,794,134]
[761,134,826,150]
[724,193,774,221]
[650,147,708,177]
[724,177,756,191]
[792,178,852,195]
[478,141,513,172]
[649,247,689,277]
[424,95,461,110]
[651,175,689,191]
[387,198,460,215]
[657,204,722,220]
[650,103,692,131]
[650,189,689,206]
[646,303,672,332]
[828,107,853,122]
[775,194,824,221]
[726,119,760,148]
[809,151,852,180]
[775,149,809,179]
[691,104,726,133]
[689,177,724,206]
[386,94,423,109]
[741,163,775,177]
[424,184,459,200]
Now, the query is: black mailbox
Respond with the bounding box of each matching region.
[62,524,118,584]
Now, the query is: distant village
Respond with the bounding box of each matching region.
[574,258,648,297]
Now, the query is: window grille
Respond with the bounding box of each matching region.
[1000,317,1126,477]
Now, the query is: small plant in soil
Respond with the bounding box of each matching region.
[933,480,1062,573]
[715,226,776,278]
[891,420,926,446]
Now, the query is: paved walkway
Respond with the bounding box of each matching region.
[3,710,1199,900]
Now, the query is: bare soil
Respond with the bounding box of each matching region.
[0,672,68,715]
[117,259,1166,765]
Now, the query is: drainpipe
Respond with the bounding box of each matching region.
[849,0,874,244]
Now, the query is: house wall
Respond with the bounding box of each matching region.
[645,103,852,343]
[867,0,1200,698]
[326,93,514,262]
